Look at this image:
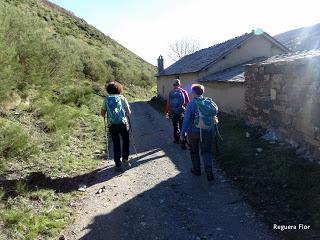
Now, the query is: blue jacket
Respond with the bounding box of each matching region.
[180,96,217,136]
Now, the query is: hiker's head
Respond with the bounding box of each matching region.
[106,81,123,94]
[191,84,204,97]
[173,79,181,87]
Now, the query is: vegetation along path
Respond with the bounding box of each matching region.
[65,102,278,240]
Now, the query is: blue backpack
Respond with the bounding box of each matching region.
[105,95,127,125]
[193,97,218,130]
[169,89,185,114]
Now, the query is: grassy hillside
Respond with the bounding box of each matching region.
[0,0,155,239]
[275,23,320,51]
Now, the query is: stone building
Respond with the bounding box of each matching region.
[245,50,320,160]
[156,31,288,115]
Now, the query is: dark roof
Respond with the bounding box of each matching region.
[158,31,289,76]
[198,58,266,83]
[253,49,320,65]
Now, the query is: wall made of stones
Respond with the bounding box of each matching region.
[245,55,320,160]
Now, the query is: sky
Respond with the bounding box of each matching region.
[50,0,320,67]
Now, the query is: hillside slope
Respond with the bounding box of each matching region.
[275,23,320,51]
[0,0,155,239]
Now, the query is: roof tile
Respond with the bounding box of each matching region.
[198,58,266,83]
[160,32,254,76]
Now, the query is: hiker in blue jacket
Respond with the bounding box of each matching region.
[180,84,218,181]
[101,81,131,171]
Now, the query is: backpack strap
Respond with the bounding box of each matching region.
[177,88,186,106]
[191,98,201,124]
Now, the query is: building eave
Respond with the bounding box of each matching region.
[156,70,199,77]
[199,33,255,71]
[261,32,291,52]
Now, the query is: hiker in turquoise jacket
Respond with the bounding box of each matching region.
[180,84,218,181]
[101,81,131,171]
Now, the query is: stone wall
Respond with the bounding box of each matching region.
[245,51,320,160]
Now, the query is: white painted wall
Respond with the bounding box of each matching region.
[203,82,245,115]
[157,74,245,115]
[157,73,199,98]
[199,35,285,78]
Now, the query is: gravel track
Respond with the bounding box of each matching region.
[65,101,279,240]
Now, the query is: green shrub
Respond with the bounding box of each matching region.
[15,181,28,196]
[0,119,35,159]
[42,104,81,132]
[82,55,113,82]
[1,209,25,226]
[1,208,67,239]
[58,83,93,106]
[80,93,103,114]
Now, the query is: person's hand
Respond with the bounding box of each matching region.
[165,113,170,119]
[101,108,106,117]
[214,116,219,124]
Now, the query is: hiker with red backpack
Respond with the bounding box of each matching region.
[101,81,131,171]
[165,79,190,149]
[180,84,218,181]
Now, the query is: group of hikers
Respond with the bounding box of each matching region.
[101,79,219,182]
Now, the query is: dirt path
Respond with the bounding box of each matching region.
[65,101,279,240]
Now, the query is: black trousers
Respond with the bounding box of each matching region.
[109,123,130,166]
[172,113,183,142]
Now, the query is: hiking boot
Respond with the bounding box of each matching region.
[122,159,131,168]
[207,172,214,182]
[190,169,201,176]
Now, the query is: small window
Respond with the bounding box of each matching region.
[222,56,226,60]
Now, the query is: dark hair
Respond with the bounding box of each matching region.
[106,81,123,94]
[191,84,204,95]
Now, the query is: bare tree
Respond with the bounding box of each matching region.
[168,38,202,61]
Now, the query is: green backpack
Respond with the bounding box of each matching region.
[105,95,127,125]
[193,97,218,130]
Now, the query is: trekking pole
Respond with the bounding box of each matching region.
[103,117,110,160]
[215,123,223,142]
[127,115,138,157]
[184,135,191,150]
[214,124,223,157]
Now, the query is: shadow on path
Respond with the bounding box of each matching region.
[76,102,279,240]
[0,148,163,199]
